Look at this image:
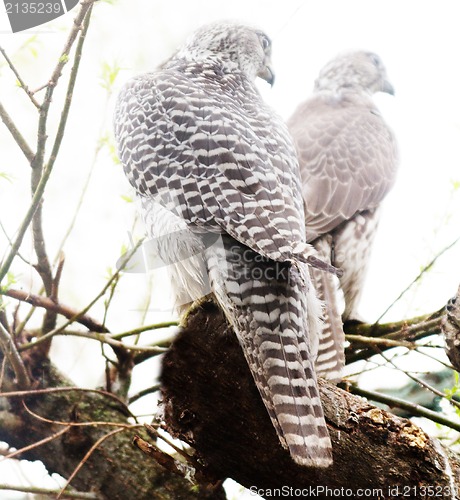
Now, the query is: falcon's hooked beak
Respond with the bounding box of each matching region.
[382,79,395,95]
[258,64,275,87]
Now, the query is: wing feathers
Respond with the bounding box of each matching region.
[208,235,332,467]
[288,94,398,242]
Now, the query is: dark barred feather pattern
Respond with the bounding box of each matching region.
[207,234,331,466]
[114,22,332,467]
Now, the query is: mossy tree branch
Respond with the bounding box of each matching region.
[0,349,225,499]
[160,300,460,496]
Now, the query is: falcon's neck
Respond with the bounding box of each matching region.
[174,47,239,73]
[314,78,372,96]
[165,54,259,100]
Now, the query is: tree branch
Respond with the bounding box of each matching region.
[0,46,41,109]
[0,351,225,499]
[0,0,97,287]
[2,288,108,333]
[345,309,445,364]
[350,385,460,432]
[0,485,99,500]
[160,300,460,495]
[32,1,95,334]
[374,236,460,322]
[0,101,35,163]
[0,322,30,389]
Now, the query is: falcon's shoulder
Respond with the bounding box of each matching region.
[114,64,305,260]
[287,92,398,241]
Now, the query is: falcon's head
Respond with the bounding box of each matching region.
[314,50,394,96]
[177,22,275,85]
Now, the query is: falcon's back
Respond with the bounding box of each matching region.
[114,35,307,264]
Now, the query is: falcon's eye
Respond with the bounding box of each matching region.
[260,35,271,51]
[370,54,381,67]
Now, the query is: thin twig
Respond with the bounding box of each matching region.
[22,401,139,429]
[0,0,97,287]
[51,252,65,301]
[111,321,179,340]
[0,322,30,389]
[377,348,460,411]
[0,485,100,500]
[145,423,193,462]
[0,220,33,268]
[0,46,41,109]
[133,338,174,365]
[128,384,161,405]
[33,0,96,171]
[345,334,414,349]
[0,356,7,388]
[345,312,444,364]
[46,1,95,173]
[33,2,95,334]
[57,427,126,500]
[0,386,132,417]
[375,236,460,323]
[16,238,144,351]
[2,288,108,333]
[0,306,9,332]
[3,425,70,461]
[414,345,455,371]
[20,329,168,354]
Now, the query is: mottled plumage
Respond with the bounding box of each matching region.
[114,23,332,467]
[288,50,399,380]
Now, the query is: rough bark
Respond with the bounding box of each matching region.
[161,300,460,499]
[442,284,460,372]
[0,351,225,499]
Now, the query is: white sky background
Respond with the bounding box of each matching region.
[0,0,460,498]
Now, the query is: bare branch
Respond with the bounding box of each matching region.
[21,329,167,354]
[46,1,95,171]
[345,333,414,349]
[22,400,137,429]
[346,309,445,364]
[13,238,145,355]
[0,322,30,389]
[0,485,100,500]
[375,236,460,322]
[0,46,41,109]
[111,321,179,340]
[2,288,107,333]
[128,384,161,405]
[57,428,126,499]
[376,347,460,411]
[0,101,35,163]
[4,425,70,460]
[0,386,133,418]
[0,0,97,288]
[32,2,96,334]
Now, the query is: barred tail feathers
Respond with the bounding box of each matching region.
[311,235,345,382]
[207,235,332,467]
